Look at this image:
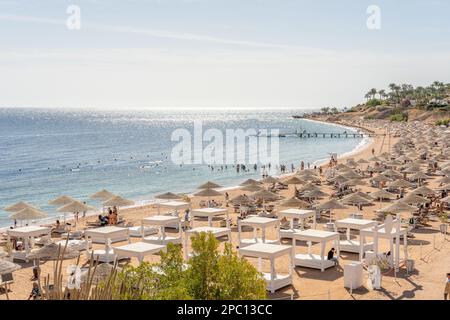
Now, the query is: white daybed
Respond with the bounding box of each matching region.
[142,215,182,245]
[278,208,316,239]
[239,243,294,293]
[334,218,377,259]
[293,229,340,272]
[238,216,280,248]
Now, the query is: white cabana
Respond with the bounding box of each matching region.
[7,226,51,262]
[293,229,340,272]
[157,201,191,229]
[237,216,280,248]
[142,215,182,245]
[84,226,130,263]
[334,218,378,259]
[359,215,408,271]
[113,242,166,263]
[278,208,316,239]
[190,208,229,228]
[239,243,294,293]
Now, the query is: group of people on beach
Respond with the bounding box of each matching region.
[98,206,119,226]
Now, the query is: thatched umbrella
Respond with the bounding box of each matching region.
[277,197,310,209]
[342,179,367,187]
[401,194,430,205]
[240,179,262,186]
[80,263,121,284]
[357,158,369,165]
[261,176,280,184]
[48,195,77,206]
[9,207,48,221]
[369,189,397,201]
[28,243,80,261]
[231,194,253,205]
[155,192,183,200]
[411,186,435,197]
[102,196,135,207]
[193,188,223,197]
[341,193,372,210]
[316,199,348,223]
[198,181,223,189]
[283,176,304,185]
[341,171,362,179]
[0,259,21,275]
[3,201,35,212]
[302,189,328,200]
[240,184,264,192]
[368,156,381,162]
[58,201,95,224]
[371,175,391,183]
[378,201,417,216]
[387,179,413,189]
[382,169,402,178]
[298,182,320,192]
[329,175,349,184]
[90,189,115,201]
[251,189,282,202]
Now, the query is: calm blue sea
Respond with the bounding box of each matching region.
[0,108,366,227]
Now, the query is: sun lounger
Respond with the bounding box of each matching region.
[128,226,158,237]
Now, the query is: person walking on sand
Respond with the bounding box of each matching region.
[445,273,450,300]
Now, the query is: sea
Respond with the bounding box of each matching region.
[0,108,370,228]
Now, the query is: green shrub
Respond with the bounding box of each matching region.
[389,113,406,122]
[111,233,267,300]
[435,118,450,126]
[366,99,382,108]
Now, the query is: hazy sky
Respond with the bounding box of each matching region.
[0,0,449,109]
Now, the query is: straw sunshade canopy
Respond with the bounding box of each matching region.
[277,197,310,208]
[317,199,348,223]
[382,169,402,178]
[240,179,262,186]
[368,156,381,162]
[58,201,95,213]
[341,171,362,179]
[342,179,367,187]
[261,176,281,184]
[335,164,351,170]
[302,189,328,199]
[388,179,413,189]
[240,184,264,192]
[155,192,183,200]
[0,259,21,275]
[251,190,282,201]
[330,175,349,184]
[28,243,80,261]
[4,201,35,212]
[48,195,77,206]
[231,195,253,205]
[90,189,115,201]
[369,189,397,200]
[411,186,435,197]
[341,193,372,206]
[357,159,369,164]
[409,172,430,180]
[317,199,348,211]
[9,207,48,220]
[401,194,430,205]
[193,188,223,197]
[102,196,135,207]
[298,182,320,192]
[198,181,223,189]
[81,263,121,284]
[378,201,417,214]
[371,175,391,183]
[397,155,411,162]
[402,166,422,174]
[283,176,305,185]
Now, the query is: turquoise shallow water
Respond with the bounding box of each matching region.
[0,108,364,227]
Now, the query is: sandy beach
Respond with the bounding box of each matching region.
[1,118,449,300]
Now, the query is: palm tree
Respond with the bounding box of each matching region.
[378,89,386,100]
[369,88,377,100]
